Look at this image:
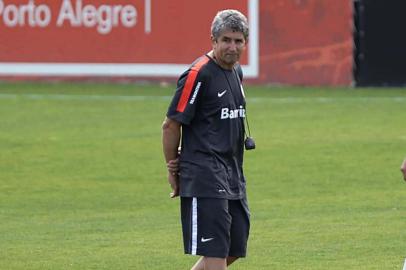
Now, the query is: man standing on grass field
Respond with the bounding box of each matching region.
[162,9,251,270]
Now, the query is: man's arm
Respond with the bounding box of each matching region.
[162,117,182,197]
[401,158,406,181]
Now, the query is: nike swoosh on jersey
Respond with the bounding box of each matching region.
[201,237,214,243]
[217,90,227,97]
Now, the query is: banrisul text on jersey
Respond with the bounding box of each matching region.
[220,105,246,119]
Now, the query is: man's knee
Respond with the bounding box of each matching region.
[227,256,239,266]
[203,257,227,270]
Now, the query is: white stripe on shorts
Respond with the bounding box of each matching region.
[191,197,198,255]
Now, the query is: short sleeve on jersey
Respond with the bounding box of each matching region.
[167,56,210,125]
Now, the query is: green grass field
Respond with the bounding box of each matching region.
[0,82,405,269]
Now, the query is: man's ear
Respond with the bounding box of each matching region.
[211,35,217,45]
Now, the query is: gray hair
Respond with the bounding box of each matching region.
[211,9,249,41]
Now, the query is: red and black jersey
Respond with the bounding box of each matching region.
[167,55,247,199]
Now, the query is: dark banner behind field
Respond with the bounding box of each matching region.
[354,0,406,86]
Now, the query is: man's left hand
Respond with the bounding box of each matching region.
[167,158,179,175]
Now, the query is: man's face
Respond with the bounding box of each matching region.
[212,30,247,69]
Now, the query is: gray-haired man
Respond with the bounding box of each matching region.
[162,10,251,270]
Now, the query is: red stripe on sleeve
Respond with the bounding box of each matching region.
[176,56,210,112]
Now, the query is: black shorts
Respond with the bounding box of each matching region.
[180,197,250,258]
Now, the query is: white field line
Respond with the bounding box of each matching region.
[0,93,406,103]
[0,93,172,102]
[249,97,406,103]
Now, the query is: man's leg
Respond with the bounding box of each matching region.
[401,158,406,181]
[227,256,238,265]
[191,257,204,270]
[191,256,239,270]
[203,257,226,270]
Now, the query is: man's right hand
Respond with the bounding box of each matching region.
[162,117,181,198]
[168,172,179,198]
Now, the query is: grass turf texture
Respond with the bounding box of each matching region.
[0,82,405,269]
